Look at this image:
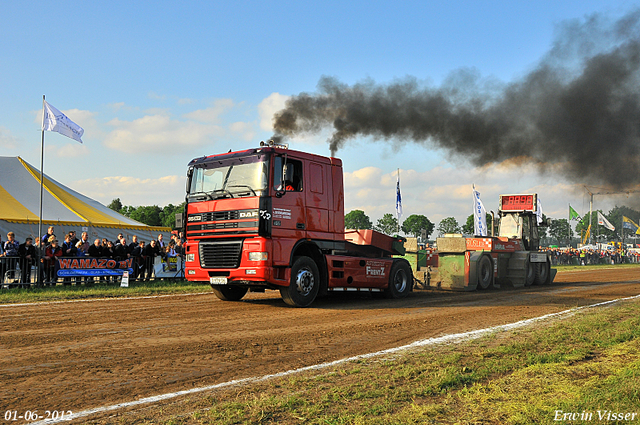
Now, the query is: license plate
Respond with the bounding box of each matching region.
[210,277,228,285]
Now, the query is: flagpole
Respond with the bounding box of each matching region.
[38,95,45,286]
[397,168,400,234]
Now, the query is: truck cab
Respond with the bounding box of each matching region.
[183,141,412,307]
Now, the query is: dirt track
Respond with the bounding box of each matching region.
[1,267,640,422]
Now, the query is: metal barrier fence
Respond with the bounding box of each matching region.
[1,256,185,289]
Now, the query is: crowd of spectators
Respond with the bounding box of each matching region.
[1,226,186,286]
[544,247,640,265]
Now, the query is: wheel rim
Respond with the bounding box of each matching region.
[480,261,491,285]
[295,267,315,296]
[393,269,408,292]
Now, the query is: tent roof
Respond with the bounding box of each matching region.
[0,156,169,231]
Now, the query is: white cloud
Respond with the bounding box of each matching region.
[0,126,19,149]
[229,121,257,141]
[104,114,225,154]
[183,99,235,123]
[72,175,185,207]
[148,91,166,101]
[258,92,289,131]
[45,143,90,158]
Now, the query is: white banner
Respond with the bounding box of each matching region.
[597,211,615,231]
[536,197,543,224]
[42,101,84,143]
[472,186,487,236]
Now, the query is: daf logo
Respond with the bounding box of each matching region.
[187,215,202,222]
[239,211,259,218]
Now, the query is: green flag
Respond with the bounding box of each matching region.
[569,205,580,221]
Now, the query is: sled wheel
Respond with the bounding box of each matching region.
[477,255,493,290]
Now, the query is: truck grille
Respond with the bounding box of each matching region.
[199,240,243,269]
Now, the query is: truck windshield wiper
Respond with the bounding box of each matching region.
[208,189,234,200]
[227,185,257,197]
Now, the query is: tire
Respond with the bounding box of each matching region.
[534,260,550,285]
[280,256,320,307]
[477,255,493,290]
[384,260,413,299]
[211,285,248,301]
[524,258,535,287]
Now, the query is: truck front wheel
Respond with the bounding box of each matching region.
[280,256,320,307]
[384,260,413,299]
[211,285,248,301]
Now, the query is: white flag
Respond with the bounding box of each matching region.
[472,185,487,236]
[42,101,84,143]
[536,197,543,225]
[597,211,615,231]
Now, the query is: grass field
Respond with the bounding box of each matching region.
[0,279,210,304]
[150,298,640,425]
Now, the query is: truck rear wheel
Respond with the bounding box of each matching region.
[524,259,535,287]
[280,256,320,307]
[211,285,248,301]
[534,260,550,285]
[477,255,493,290]
[384,260,412,299]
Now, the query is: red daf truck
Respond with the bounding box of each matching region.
[183,141,412,307]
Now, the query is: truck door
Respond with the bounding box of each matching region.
[270,155,306,266]
[305,161,330,239]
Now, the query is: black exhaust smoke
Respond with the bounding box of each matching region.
[272,10,640,189]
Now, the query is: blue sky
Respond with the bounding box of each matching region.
[1,1,637,231]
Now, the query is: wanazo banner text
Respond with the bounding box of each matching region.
[56,257,134,277]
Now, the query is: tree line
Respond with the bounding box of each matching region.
[107,198,185,229]
[345,205,640,245]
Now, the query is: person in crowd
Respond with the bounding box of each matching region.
[143,240,158,281]
[62,233,77,257]
[178,231,186,243]
[41,226,55,247]
[68,230,79,247]
[103,240,115,258]
[129,235,139,252]
[43,239,63,285]
[130,240,145,279]
[1,232,20,284]
[115,238,130,260]
[157,234,165,248]
[60,234,76,285]
[88,239,102,257]
[18,237,37,284]
[116,233,124,245]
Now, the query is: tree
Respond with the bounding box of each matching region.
[401,214,434,239]
[160,202,186,228]
[437,217,461,236]
[107,198,123,213]
[375,213,399,236]
[462,213,493,236]
[344,209,373,230]
[130,205,163,226]
[548,218,573,246]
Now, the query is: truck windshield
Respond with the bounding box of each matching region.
[188,155,268,201]
[499,214,521,238]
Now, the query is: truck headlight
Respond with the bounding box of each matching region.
[186,253,195,262]
[248,252,268,261]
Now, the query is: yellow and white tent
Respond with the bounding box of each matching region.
[0,156,171,244]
